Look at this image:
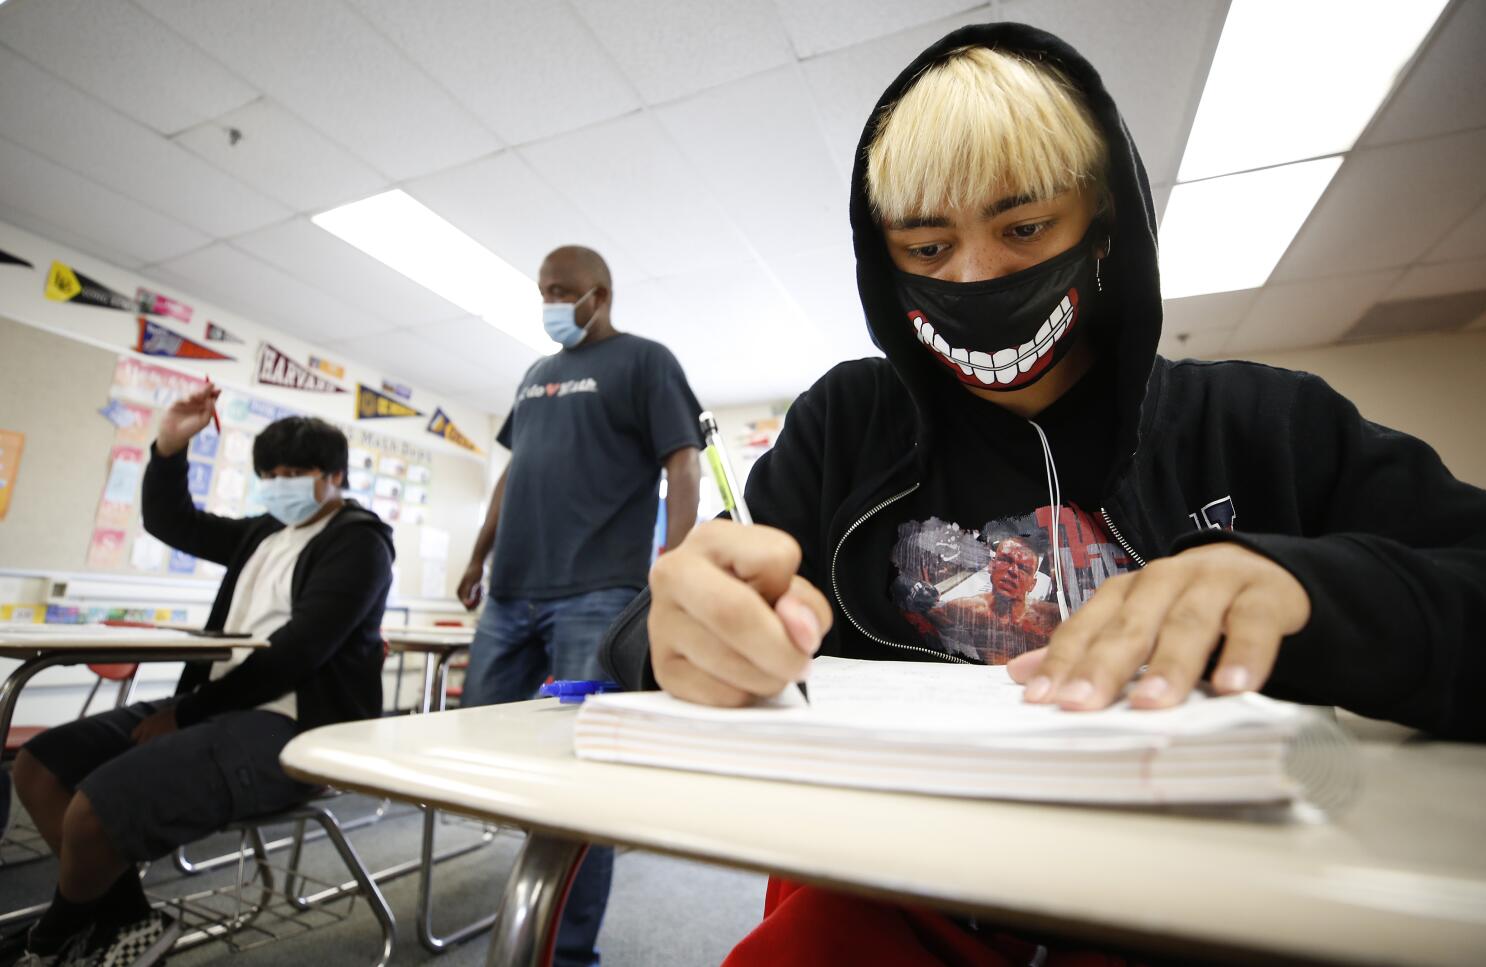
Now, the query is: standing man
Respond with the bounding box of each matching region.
[455,245,702,967]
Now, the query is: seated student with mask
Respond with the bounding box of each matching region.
[602,20,1486,966]
[9,389,394,967]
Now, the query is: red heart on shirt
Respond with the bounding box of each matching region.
[546,383,559,396]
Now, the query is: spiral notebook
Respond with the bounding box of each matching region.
[573,657,1315,805]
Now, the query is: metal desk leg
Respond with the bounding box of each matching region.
[485,834,588,967]
[0,653,83,742]
[392,652,406,712]
[416,647,497,952]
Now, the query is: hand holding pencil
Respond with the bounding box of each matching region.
[155,383,222,457]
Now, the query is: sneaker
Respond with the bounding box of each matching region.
[86,912,179,967]
[10,926,92,967]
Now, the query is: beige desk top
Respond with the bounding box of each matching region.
[0,625,268,657]
[281,701,1486,965]
[382,630,473,652]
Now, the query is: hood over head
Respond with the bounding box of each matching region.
[850,22,1164,477]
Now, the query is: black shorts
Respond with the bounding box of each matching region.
[22,702,315,863]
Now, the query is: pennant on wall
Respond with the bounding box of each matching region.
[135,287,193,323]
[204,322,243,344]
[44,261,132,311]
[382,379,412,401]
[356,384,423,420]
[309,355,345,380]
[256,343,346,393]
[0,247,33,268]
[427,407,482,453]
[135,317,234,360]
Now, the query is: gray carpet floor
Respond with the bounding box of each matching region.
[0,792,765,966]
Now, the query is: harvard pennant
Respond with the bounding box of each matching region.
[256,344,346,393]
[357,384,423,420]
[135,318,234,360]
[427,407,483,453]
[45,261,133,311]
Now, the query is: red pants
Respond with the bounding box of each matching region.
[723,878,1138,967]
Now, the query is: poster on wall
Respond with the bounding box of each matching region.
[44,261,133,311]
[0,430,24,520]
[135,318,235,360]
[135,288,193,323]
[256,343,346,393]
[1,247,33,268]
[309,356,345,380]
[356,384,422,419]
[426,407,482,453]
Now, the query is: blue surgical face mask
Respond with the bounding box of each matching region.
[257,475,324,527]
[541,288,597,349]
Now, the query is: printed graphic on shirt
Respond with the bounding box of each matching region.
[1188,495,1237,532]
[516,377,599,405]
[890,504,1132,664]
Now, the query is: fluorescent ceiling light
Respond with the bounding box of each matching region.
[1178,0,1447,182]
[1159,156,1342,300]
[313,189,554,355]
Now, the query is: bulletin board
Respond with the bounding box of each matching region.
[0,315,487,600]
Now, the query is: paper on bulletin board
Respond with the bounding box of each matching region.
[420,560,447,599]
[0,430,24,520]
[130,532,167,571]
[419,526,450,562]
[102,446,145,505]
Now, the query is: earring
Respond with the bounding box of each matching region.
[1096,258,1103,293]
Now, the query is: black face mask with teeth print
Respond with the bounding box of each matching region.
[892,227,1103,393]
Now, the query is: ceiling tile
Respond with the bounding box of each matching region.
[348,0,641,146]
[1000,0,1226,187]
[1225,271,1401,356]
[1158,328,1231,360]
[1426,199,1486,263]
[800,6,994,178]
[0,0,258,135]
[571,0,795,105]
[1271,128,1486,282]
[145,242,394,345]
[0,49,289,238]
[1160,289,1260,339]
[1362,0,1486,147]
[517,113,754,277]
[406,151,649,285]
[406,315,540,398]
[1342,289,1486,342]
[329,327,492,395]
[1385,257,1486,301]
[776,0,983,58]
[655,66,848,262]
[137,0,500,180]
[231,217,467,327]
[0,136,208,266]
[763,244,879,362]
[654,261,827,406]
[173,99,388,213]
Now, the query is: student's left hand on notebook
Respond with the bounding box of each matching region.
[130,706,179,745]
[1007,542,1310,712]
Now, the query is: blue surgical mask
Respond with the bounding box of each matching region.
[541,288,597,349]
[257,475,324,527]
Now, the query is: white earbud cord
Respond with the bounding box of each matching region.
[1028,419,1070,622]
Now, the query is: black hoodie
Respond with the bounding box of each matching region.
[602,22,1486,740]
[143,444,395,732]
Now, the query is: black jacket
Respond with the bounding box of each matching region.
[602,22,1486,740]
[143,445,394,731]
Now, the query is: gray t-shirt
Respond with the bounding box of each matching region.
[491,333,702,599]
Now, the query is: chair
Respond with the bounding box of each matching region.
[3,663,139,757]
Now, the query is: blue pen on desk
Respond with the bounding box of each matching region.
[540,680,620,704]
[699,411,810,705]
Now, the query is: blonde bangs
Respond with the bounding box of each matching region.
[867,47,1107,224]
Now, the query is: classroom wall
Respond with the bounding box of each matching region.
[1228,327,1486,488]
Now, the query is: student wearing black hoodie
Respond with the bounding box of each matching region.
[11,393,394,967]
[600,20,1486,965]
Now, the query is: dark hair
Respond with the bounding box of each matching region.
[253,416,348,478]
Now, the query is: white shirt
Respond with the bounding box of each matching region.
[215,513,335,719]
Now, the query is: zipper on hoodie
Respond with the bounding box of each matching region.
[829,482,972,665]
[1099,507,1147,568]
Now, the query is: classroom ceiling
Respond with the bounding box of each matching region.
[0,0,1483,414]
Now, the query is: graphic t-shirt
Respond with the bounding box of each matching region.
[491,333,702,599]
[873,365,1134,664]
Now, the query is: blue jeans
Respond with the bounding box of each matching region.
[464,587,638,967]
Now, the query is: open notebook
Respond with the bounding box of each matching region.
[573,657,1312,805]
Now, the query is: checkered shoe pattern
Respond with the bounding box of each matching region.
[89,912,180,967]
